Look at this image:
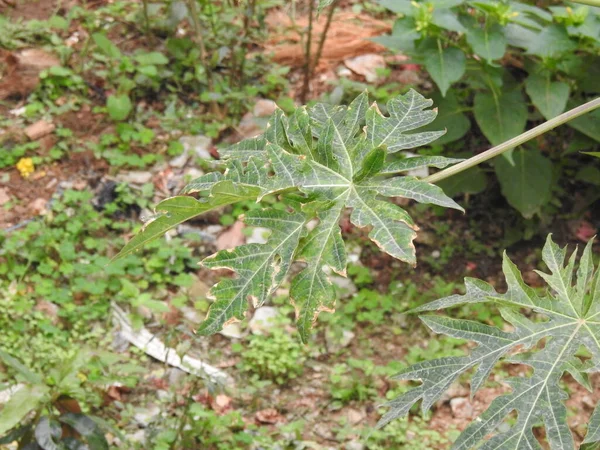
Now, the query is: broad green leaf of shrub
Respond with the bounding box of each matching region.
[525,74,570,120]
[91,33,122,59]
[59,413,109,450]
[474,90,527,147]
[381,235,600,450]
[583,152,600,159]
[371,19,418,52]
[106,94,132,121]
[116,90,463,341]
[466,24,506,62]
[423,44,466,97]
[421,91,470,145]
[567,100,600,142]
[495,148,552,218]
[437,166,487,197]
[376,0,412,15]
[0,385,49,435]
[432,9,466,33]
[505,23,538,49]
[134,51,169,66]
[526,25,576,58]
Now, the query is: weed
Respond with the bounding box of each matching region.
[235,327,307,385]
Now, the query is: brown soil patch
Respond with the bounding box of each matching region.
[265,10,390,72]
[0,151,107,229]
[57,107,108,138]
[0,48,61,101]
[1,0,58,21]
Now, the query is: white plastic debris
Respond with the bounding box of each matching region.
[111,303,231,386]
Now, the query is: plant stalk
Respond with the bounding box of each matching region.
[311,0,338,79]
[141,0,150,35]
[570,0,600,6]
[187,0,220,116]
[300,0,315,103]
[423,96,600,184]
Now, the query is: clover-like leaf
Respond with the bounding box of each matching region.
[117,90,463,340]
[382,235,600,450]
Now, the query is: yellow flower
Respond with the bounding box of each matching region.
[16,157,34,178]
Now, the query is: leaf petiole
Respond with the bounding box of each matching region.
[423,96,600,184]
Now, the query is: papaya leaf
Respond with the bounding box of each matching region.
[197,208,306,335]
[118,90,463,340]
[382,235,600,450]
[113,186,259,260]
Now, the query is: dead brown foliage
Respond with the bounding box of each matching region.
[265,10,390,71]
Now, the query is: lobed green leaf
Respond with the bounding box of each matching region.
[117,90,463,339]
[383,235,600,450]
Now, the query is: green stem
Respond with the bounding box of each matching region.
[300,0,315,103]
[423,96,600,184]
[141,0,150,35]
[311,0,338,79]
[187,0,220,116]
[570,0,600,6]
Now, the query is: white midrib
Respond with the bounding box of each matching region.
[207,220,306,327]
[299,200,347,328]
[378,94,415,147]
[501,324,581,450]
[428,321,576,445]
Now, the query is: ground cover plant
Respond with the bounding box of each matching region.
[1,0,600,449]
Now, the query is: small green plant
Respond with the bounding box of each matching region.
[329,359,378,407]
[88,0,286,133]
[0,187,194,370]
[0,350,111,449]
[381,235,600,449]
[364,415,458,450]
[236,328,307,384]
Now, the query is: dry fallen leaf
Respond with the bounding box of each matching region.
[211,394,233,415]
[25,120,55,141]
[216,220,245,251]
[344,53,386,83]
[255,408,284,424]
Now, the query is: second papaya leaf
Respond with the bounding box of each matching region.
[525,74,570,120]
[494,148,553,218]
